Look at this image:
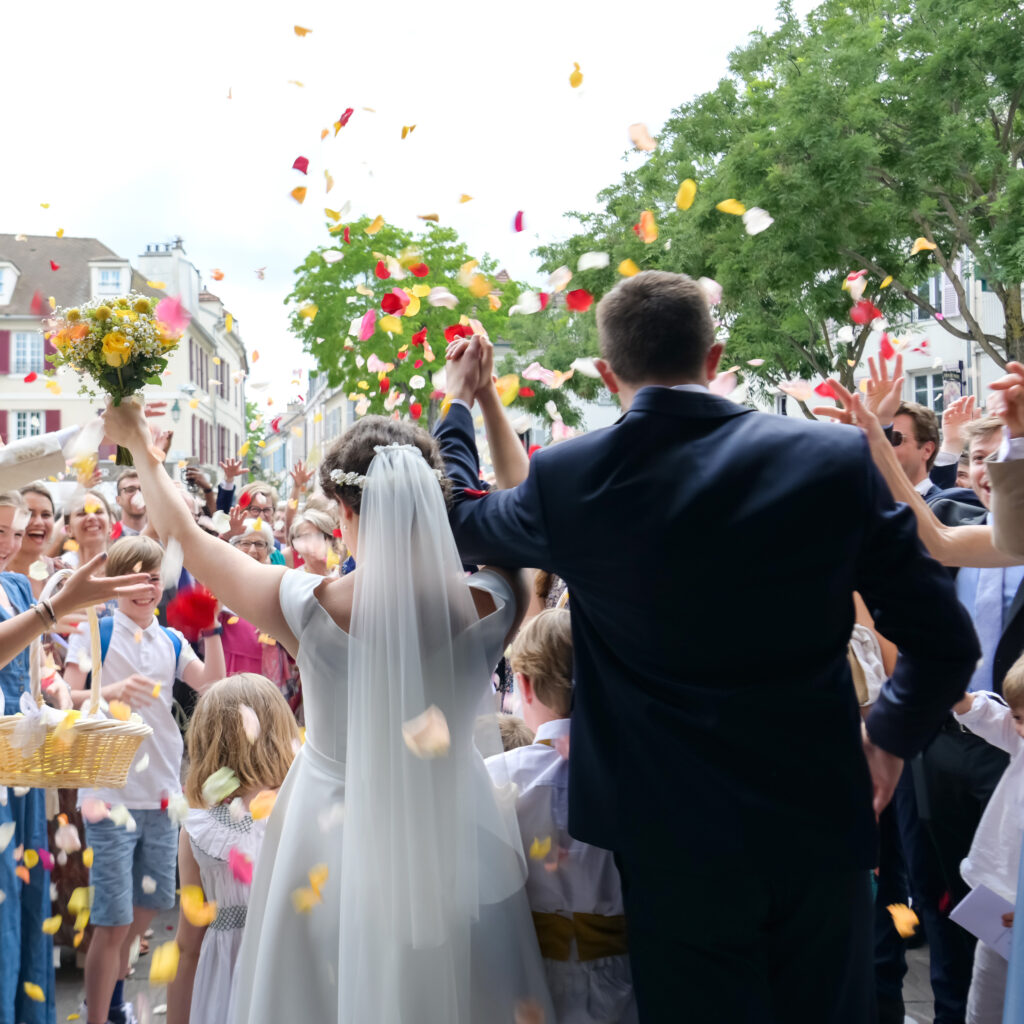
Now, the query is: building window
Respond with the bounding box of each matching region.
[912,371,945,414]
[0,268,7,304]
[13,333,44,374]
[15,411,44,440]
[97,269,121,294]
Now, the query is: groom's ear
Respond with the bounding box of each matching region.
[705,343,725,382]
[594,358,620,395]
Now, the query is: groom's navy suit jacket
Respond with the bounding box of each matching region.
[436,388,979,868]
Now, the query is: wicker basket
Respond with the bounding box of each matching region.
[0,594,152,789]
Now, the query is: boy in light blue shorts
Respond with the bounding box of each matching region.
[64,537,225,1024]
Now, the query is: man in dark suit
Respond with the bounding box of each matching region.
[436,271,980,1023]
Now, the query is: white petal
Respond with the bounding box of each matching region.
[576,251,609,271]
[239,704,260,743]
[569,357,602,379]
[321,250,344,264]
[742,207,774,235]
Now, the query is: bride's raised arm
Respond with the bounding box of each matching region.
[101,400,298,653]
[815,381,1024,569]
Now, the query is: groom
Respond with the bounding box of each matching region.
[437,271,979,1023]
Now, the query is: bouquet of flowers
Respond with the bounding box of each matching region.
[45,292,189,464]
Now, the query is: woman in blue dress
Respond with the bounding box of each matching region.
[0,491,55,1024]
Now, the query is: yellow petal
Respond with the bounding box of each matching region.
[72,932,84,949]
[290,186,307,204]
[910,237,937,255]
[401,124,416,139]
[418,213,440,222]
[401,705,451,758]
[227,616,239,625]
[469,274,491,298]
[618,259,640,277]
[23,982,45,1003]
[225,314,233,333]
[147,280,166,289]
[151,683,161,698]
[293,25,312,36]
[308,863,329,898]
[108,701,131,722]
[459,194,473,203]
[365,215,385,235]
[299,303,318,320]
[887,903,919,938]
[716,199,746,215]
[639,210,658,244]
[68,886,93,915]
[324,170,334,193]
[56,228,64,238]
[880,275,894,288]
[23,849,39,869]
[313,412,323,423]
[238,441,250,458]
[569,62,583,88]
[291,886,320,913]
[528,835,552,860]
[324,208,341,222]
[403,293,421,317]
[82,847,93,868]
[379,315,403,334]
[180,885,217,927]
[249,790,277,820]
[676,178,697,210]
[495,375,520,406]
[42,914,62,934]
[411,283,430,298]
[149,940,181,984]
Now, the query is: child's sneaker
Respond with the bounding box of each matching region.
[108,1003,138,1024]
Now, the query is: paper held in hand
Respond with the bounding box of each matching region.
[949,884,1014,960]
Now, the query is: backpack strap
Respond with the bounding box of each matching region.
[161,627,183,666]
[86,618,183,684]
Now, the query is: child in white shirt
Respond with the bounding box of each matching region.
[486,609,636,1024]
[64,536,225,1024]
[952,653,1024,1024]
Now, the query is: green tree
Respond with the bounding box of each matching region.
[287,218,522,421]
[525,0,1024,414]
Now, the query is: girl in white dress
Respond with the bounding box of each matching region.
[166,673,300,1024]
[102,402,554,1024]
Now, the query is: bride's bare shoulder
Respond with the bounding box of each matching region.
[313,572,355,632]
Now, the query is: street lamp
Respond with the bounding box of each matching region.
[170,399,181,423]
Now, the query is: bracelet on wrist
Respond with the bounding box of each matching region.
[31,603,52,631]
[201,625,224,639]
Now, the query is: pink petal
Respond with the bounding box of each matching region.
[155,296,191,334]
[358,309,376,341]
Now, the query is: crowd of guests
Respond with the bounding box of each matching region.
[2,318,1024,1024]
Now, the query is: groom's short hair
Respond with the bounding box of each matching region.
[596,271,715,384]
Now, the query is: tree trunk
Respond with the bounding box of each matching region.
[1005,285,1024,364]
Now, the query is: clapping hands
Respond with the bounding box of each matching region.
[445,335,496,406]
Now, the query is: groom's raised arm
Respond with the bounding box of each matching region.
[434,401,553,570]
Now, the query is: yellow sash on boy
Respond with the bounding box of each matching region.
[531,911,629,962]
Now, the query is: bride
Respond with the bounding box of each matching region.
[102,401,554,1024]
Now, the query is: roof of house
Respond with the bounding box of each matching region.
[0,234,164,316]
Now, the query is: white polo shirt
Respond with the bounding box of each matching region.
[69,610,197,809]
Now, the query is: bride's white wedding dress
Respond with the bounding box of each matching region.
[230,444,553,1024]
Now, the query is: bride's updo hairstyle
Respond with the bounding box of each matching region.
[320,415,453,514]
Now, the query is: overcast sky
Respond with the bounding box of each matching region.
[1,0,814,406]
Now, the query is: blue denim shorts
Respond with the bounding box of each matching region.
[84,810,179,926]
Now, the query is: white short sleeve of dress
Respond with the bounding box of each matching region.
[467,568,516,668]
[278,568,326,641]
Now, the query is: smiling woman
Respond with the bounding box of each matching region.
[7,483,61,598]
[61,490,112,570]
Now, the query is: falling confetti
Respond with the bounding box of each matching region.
[529,835,552,860]
[569,62,583,88]
[742,207,774,235]
[565,289,594,312]
[401,125,416,139]
[290,187,307,204]
[716,199,746,215]
[618,259,640,277]
[401,705,451,759]
[887,903,919,938]
[180,885,217,926]
[910,237,937,255]
[149,941,180,984]
[513,211,525,232]
[292,156,309,175]
[23,983,45,1003]
[676,179,697,210]
[249,789,277,819]
[459,194,473,203]
[880,275,894,288]
[201,767,240,807]
[228,847,253,885]
[293,25,312,36]
[637,210,658,244]
[628,123,656,151]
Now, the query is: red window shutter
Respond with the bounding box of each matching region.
[98,442,117,460]
[0,410,7,442]
[0,330,9,374]
[45,410,61,432]
[192,416,197,459]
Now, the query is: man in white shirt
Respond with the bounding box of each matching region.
[486,609,635,1024]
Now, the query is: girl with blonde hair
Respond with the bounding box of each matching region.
[166,673,300,1024]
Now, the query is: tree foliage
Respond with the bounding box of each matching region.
[287,218,524,422]
[525,0,1024,414]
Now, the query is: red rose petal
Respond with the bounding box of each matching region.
[332,528,342,538]
[410,263,429,278]
[380,376,390,393]
[879,332,895,360]
[374,261,390,280]
[565,288,593,312]
[430,389,445,400]
[410,402,422,420]
[413,359,424,369]
[513,211,524,232]
[850,299,882,325]
[270,415,282,433]
[538,293,550,310]
[49,261,59,271]
[343,226,351,244]
[411,327,427,347]
[396,351,407,360]
[381,294,403,315]
[165,585,219,643]
[443,323,473,343]
[30,291,47,316]
[338,108,354,128]
[813,381,836,399]
[519,386,535,397]
[292,156,309,174]
[464,488,489,498]
[23,372,37,383]
[238,491,252,509]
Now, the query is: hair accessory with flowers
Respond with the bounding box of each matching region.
[44,292,191,465]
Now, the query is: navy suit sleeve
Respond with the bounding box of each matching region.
[216,483,235,513]
[856,437,980,757]
[929,459,957,491]
[434,403,553,569]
